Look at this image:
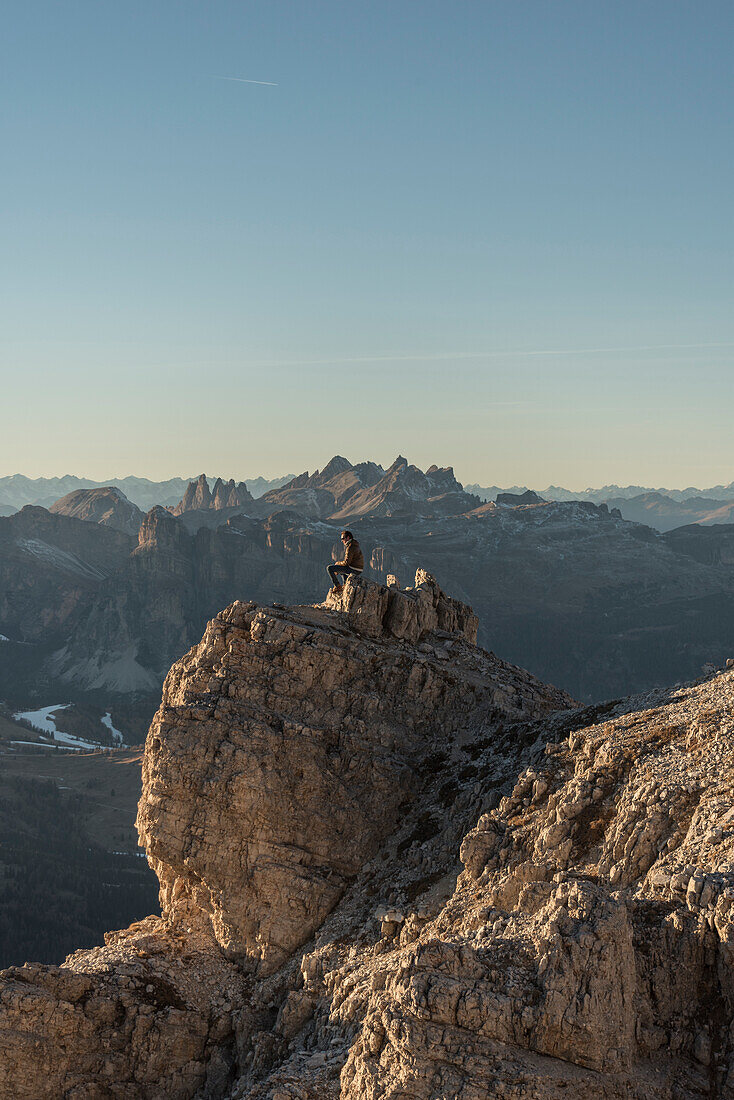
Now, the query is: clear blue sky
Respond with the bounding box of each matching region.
[2,1,732,487]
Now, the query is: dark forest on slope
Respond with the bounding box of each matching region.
[0,773,158,968]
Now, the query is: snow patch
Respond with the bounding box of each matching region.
[0,634,9,642]
[15,537,106,580]
[12,703,104,750]
[49,729,101,750]
[101,711,125,745]
[13,703,73,735]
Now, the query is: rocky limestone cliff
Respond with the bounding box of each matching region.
[2,575,734,1099]
[0,572,569,1098]
[172,475,254,517]
[137,571,566,976]
[0,506,134,644]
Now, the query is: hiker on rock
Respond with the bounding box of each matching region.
[328,530,364,594]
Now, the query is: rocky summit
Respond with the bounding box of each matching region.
[172,474,255,517]
[258,456,480,521]
[1,574,734,1098]
[49,486,146,536]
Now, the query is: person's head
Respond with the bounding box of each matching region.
[340,530,353,543]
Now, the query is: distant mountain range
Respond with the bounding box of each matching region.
[467,482,734,531]
[466,481,734,503]
[3,471,734,531]
[601,492,734,533]
[2,454,734,718]
[3,470,734,530]
[0,473,294,514]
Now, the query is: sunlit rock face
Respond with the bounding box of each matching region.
[4,569,733,1100]
[49,485,145,535]
[172,473,254,516]
[137,571,568,973]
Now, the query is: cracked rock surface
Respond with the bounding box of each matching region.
[137,570,566,974]
[0,572,568,1098]
[3,571,733,1098]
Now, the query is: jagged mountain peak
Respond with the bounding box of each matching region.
[256,454,478,521]
[171,474,253,516]
[330,456,479,520]
[352,459,384,484]
[316,454,353,480]
[172,472,211,515]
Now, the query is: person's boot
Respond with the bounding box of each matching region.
[331,583,344,596]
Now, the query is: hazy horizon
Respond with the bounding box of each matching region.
[1,459,733,496]
[3,2,732,487]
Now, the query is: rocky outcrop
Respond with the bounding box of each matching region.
[0,917,247,1100]
[337,668,734,1099]
[0,573,571,1098]
[3,574,734,1097]
[212,478,255,511]
[173,473,212,514]
[324,568,479,645]
[138,572,568,975]
[234,665,734,1098]
[49,485,146,535]
[172,475,255,517]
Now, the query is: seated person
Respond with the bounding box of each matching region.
[327,530,364,594]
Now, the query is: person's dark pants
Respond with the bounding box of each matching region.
[327,564,362,588]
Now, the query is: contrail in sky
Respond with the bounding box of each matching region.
[248,342,734,368]
[218,76,279,86]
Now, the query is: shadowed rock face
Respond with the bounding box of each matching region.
[0,917,247,1100]
[137,571,570,973]
[0,506,134,643]
[496,488,545,506]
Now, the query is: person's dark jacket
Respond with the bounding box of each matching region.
[335,538,364,570]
